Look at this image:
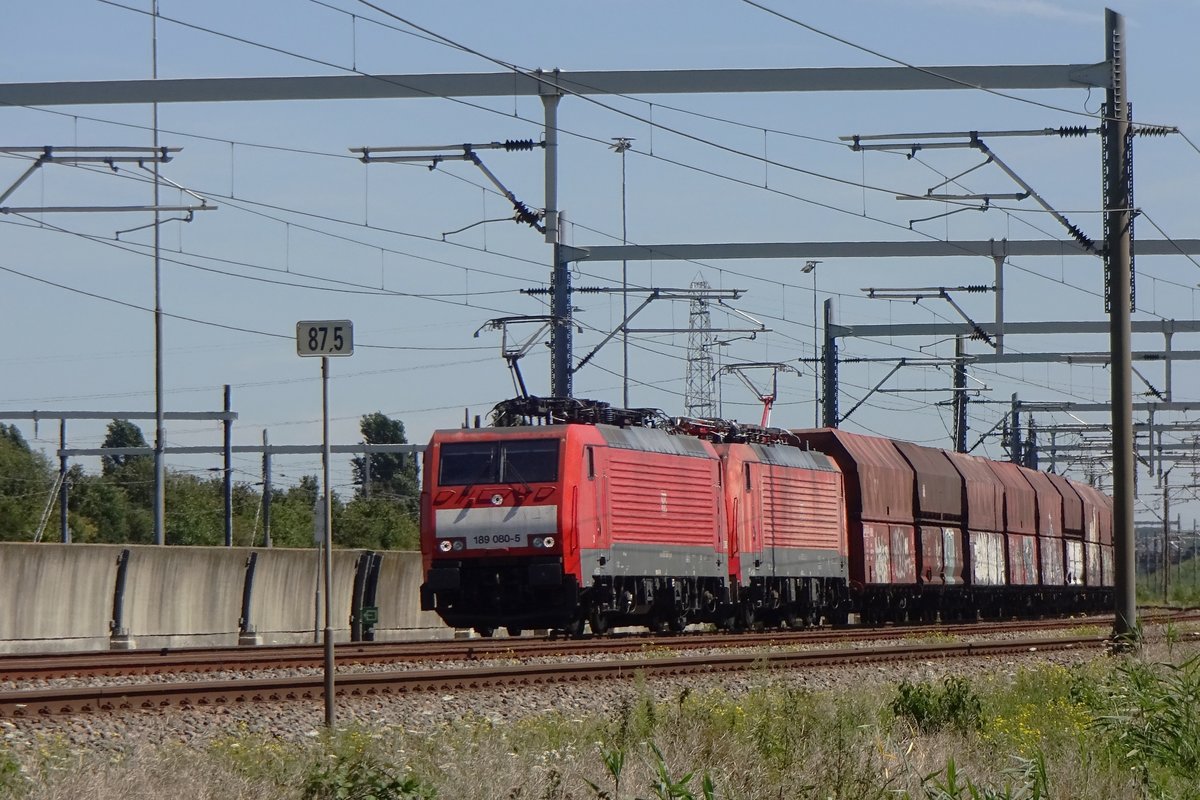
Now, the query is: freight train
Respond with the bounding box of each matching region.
[419,397,1114,637]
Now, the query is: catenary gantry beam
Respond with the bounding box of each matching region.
[565,239,1200,263]
[0,64,1110,106]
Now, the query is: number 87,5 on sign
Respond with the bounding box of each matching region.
[296,320,354,357]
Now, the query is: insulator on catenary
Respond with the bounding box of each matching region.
[1067,223,1096,251]
[503,139,541,151]
[964,284,991,293]
[1133,126,1173,137]
[512,201,543,227]
[1057,125,1091,138]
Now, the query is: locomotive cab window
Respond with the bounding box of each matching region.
[438,439,559,486]
[501,439,559,484]
[438,443,497,486]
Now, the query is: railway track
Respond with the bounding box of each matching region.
[0,614,1154,681]
[4,612,1194,681]
[0,633,1109,718]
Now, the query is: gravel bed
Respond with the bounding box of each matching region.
[5,628,1193,762]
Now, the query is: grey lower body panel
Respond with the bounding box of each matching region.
[581,543,724,580]
[738,546,847,583]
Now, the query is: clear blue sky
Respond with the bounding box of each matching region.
[1,1,1198,527]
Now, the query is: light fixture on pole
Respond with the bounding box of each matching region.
[801,260,823,426]
[610,137,634,408]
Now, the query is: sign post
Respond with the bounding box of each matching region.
[296,319,353,728]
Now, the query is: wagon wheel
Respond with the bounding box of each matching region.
[474,626,495,638]
[667,612,688,633]
[505,626,523,638]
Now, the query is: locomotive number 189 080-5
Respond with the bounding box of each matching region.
[470,533,520,548]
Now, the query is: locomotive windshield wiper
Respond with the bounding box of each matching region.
[502,459,533,494]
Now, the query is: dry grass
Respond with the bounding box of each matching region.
[4,640,1198,800]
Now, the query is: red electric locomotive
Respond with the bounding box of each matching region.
[420,399,728,636]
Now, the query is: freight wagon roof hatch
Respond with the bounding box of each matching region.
[943,450,1004,534]
[985,460,1038,536]
[789,428,913,524]
[892,440,962,524]
[1019,468,1065,539]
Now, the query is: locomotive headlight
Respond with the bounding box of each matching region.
[452,540,464,551]
[531,536,544,548]
[438,540,453,552]
[542,536,555,548]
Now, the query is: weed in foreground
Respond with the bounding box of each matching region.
[892,675,983,734]
[0,750,32,799]
[921,753,1050,800]
[1091,652,1200,798]
[301,752,435,800]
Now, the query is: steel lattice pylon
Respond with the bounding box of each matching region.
[685,278,716,418]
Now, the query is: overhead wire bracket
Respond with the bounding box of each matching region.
[351,140,546,233]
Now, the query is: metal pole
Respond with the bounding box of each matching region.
[58,419,69,543]
[363,441,371,498]
[261,428,271,548]
[151,0,166,547]
[812,265,820,426]
[619,142,630,408]
[993,251,1005,354]
[1105,8,1137,643]
[223,384,233,547]
[821,298,837,427]
[1010,393,1022,464]
[542,89,571,398]
[1162,471,1170,601]
[953,336,967,452]
[321,356,335,727]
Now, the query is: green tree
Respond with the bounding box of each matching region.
[263,477,323,548]
[68,470,153,544]
[336,495,419,550]
[100,420,157,511]
[350,412,418,507]
[100,419,150,475]
[0,424,54,540]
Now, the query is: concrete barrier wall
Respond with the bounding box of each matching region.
[0,543,119,650]
[122,546,250,644]
[377,551,445,633]
[0,542,450,653]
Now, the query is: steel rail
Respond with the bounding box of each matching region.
[5,612,1193,682]
[0,634,1109,718]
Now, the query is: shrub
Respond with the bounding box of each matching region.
[892,675,983,734]
[301,752,434,800]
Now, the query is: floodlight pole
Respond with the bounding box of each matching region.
[152,1,165,546]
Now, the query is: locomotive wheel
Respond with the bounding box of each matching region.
[474,626,495,638]
[589,608,610,636]
[564,616,586,638]
[740,604,757,631]
[668,613,688,633]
